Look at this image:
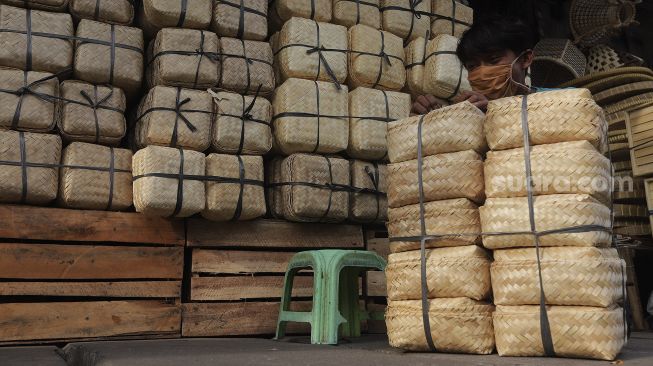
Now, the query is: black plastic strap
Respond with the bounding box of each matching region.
[11,71,29,130]
[235,85,262,154]
[25,9,33,70]
[19,131,28,203]
[313,81,321,153]
[450,0,456,35]
[170,88,196,147]
[372,31,392,89]
[365,163,382,222]
[106,146,115,210]
[177,0,188,27]
[172,148,185,217]
[319,156,335,220]
[241,39,252,93]
[109,25,116,84]
[231,155,245,221]
[311,20,340,89]
[94,0,101,20]
[237,0,246,39]
[380,0,427,43]
[309,0,315,19]
[405,50,455,68]
[79,85,115,143]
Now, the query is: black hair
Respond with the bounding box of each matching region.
[456,16,536,66]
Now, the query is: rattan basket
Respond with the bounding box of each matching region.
[423,34,470,99]
[404,36,428,96]
[570,0,639,48]
[0,130,61,205]
[595,81,653,107]
[218,37,275,96]
[387,102,485,163]
[480,194,612,250]
[139,0,212,39]
[213,0,267,41]
[380,0,430,42]
[333,0,381,29]
[349,160,387,224]
[494,305,625,360]
[485,88,608,153]
[70,0,134,25]
[531,39,586,87]
[132,145,205,218]
[586,44,644,75]
[431,0,473,38]
[347,87,410,161]
[59,142,132,211]
[348,24,405,91]
[1,0,68,11]
[386,298,495,354]
[0,5,73,74]
[0,68,59,133]
[202,153,266,222]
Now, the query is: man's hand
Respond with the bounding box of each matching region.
[411,94,449,115]
[452,90,489,111]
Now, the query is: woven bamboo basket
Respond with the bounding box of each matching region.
[386,298,495,354]
[59,142,132,211]
[480,194,612,250]
[146,28,219,90]
[570,0,639,48]
[272,78,349,155]
[388,198,481,253]
[218,37,275,96]
[74,20,144,99]
[135,86,213,152]
[494,305,625,360]
[275,17,348,85]
[70,0,134,25]
[333,0,381,29]
[133,145,205,218]
[404,36,428,96]
[210,90,272,155]
[0,130,61,205]
[486,89,608,153]
[0,5,73,74]
[431,0,473,38]
[202,154,266,222]
[212,0,267,41]
[0,68,59,133]
[348,87,411,161]
[423,34,471,99]
[275,153,350,223]
[531,39,586,87]
[387,102,485,163]
[58,80,126,146]
[271,0,332,25]
[492,247,624,307]
[586,44,644,75]
[349,160,388,224]
[380,0,430,42]
[386,245,491,301]
[348,24,405,91]
[388,149,484,208]
[139,0,212,38]
[0,0,68,11]
[484,141,612,203]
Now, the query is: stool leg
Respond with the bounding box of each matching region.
[338,267,362,338]
[311,266,346,344]
[275,267,299,340]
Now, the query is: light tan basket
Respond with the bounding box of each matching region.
[218,37,275,96]
[492,247,624,307]
[431,0,473,38]
[213,0,267,41]
[139,0,212,39]
[0,130,61,205]
[0,5,73,74]
[0,67,59,133]
[386,245,491,301]
[58,80,126,146]
[485,88,608,153]
[135,86,213,152]
[1,0,68,11]
[146,28,219,90]
[494,305,625,361]
[423,34,470,99]
[70,0,134,25]
[59,142,132,211]
[275,17,348,85]
[388,198,481,253]
[272,78,349,155]
[74,20,144,99]
[480,194,612,250]
[202,154,266,222]
[333,0,380,29]
[347,87,410,161]
[380,0,430,42]
[348,24,405,91]
[271,0,332,25]
[388,149,484,208]
[404,36,428,96]
[210,90,272,155]
[386,298,495,354]
[387,102,485,163]
[132,145,205,218]
[484,140,612,203]
[350,160,387,224]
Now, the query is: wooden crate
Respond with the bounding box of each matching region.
[626,105,653,177]
[182,219,365,337]
[363,227,389,334]
[0,205,185,345]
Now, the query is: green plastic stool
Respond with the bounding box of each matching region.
[274,249,386,345]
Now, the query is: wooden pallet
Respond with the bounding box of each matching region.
[182,219,365,337]
[0,205,185,345]
[363,227,389,334]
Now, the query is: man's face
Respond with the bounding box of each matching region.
[464,50,532,85]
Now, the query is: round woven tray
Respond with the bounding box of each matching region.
[558,66,653,88]
[386,245,491,301]
[604,92,653,115]
[582,73,653,95]
[386,298,495,354]
[594,81,653,106]
[492,247,624,307]
[494,304,625,361]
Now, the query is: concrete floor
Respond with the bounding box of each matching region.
[2,333,652,366]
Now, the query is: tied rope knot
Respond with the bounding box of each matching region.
[378,50,392,66]
[365,165,380,192]
[195,48,220,62]
[241,84,262,121]
[175,97,197,132]
[79,87,113,110]
[306,45,342,90]
[410,0,423,18]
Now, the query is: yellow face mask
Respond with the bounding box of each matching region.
[467,52,531,100]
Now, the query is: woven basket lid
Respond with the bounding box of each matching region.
[582,73,653,94]
[586,44,645,74]
[604,92,653,115]
[532,39,586,87]
[558,66,653,88]
[569,0,640,48]
[594,81,653,106]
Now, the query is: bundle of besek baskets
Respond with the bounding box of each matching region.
[385,88,628,361]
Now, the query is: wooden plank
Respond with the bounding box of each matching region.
[0,281,181,298]
[190,276,314,301]
[182,301,311,337]
[367,238,390,260]
[0,301,181,343]
[366,271,386,297]
[192,250,295,274]
[0,244,183,280]
[0,205,184,245]
[187,219,363,248]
